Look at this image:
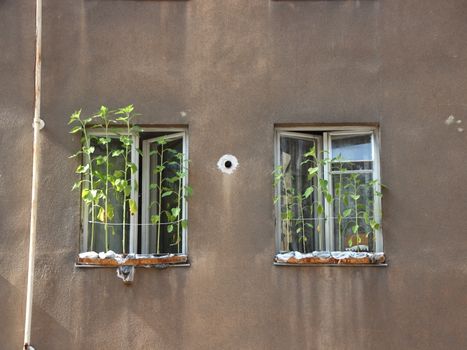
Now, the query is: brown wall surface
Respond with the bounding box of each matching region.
[0,0,35,348]
[2,0,467,349]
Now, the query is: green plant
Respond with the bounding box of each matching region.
[69,110,99,250]
[113,105,139,253]
[274,147,382,253]
[70,105,190,255]
[149,136,190,254]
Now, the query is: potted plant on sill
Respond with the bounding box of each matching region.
[69,105,191,266]
[274,146,384,265]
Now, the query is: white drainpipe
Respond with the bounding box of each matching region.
[24,0,44,348]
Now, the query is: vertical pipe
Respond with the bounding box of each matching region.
[24,0,43,348]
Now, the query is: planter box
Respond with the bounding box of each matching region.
[274,251,385,265]
[77,254,188,267]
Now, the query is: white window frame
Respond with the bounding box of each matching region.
[274,126,383,253]
[141,130,189,255]
[81,127,189,255]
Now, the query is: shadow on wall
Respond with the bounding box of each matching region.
[29,293,74,349]
[0,275,24,349]
[1,274,72,349]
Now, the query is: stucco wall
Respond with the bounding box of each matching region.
[2,0,467,349]
[0,0,35,347]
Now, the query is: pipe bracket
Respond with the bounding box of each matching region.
[32,119,45,130]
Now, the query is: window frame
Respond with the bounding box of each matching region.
[141,129,189,255]
[80,127,189,256]
[274,125,383,254]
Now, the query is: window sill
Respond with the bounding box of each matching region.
[274,251,386,266]
[76,253,188,268]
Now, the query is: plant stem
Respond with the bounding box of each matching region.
[176,154,182,253]
[104,119,110,251]
[338,171,343,251]
[121,116,130,254]
[156,144,164,254]
[353,176,358,249]
[299,196,306,253]
[282,174,290,251]
[81,121,95,251]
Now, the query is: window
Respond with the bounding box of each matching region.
[274,126,383,259]
[70,107,190,265]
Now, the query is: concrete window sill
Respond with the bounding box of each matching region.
[274,251,386,266]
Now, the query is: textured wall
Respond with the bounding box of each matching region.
[2,0,467,349]
[0,0,35,347]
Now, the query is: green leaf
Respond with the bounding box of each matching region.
[363,212,370,224]
[69,151,82,159]
[95,156,107,165]
[151,215,160,224]
[120,135,132,146]
[107,204,114,220]
[184,186,193,197]
[308,167,319,177]
[111,149,125,157]
[370,220,380,230]
[153,165,165,173]
[181,220,188,229]
[97,207,105,222]
[303,187,314,199]
[124,184,131,197]
[76,164,89,174]
[113,170,124,178]
[171,208,181,218]
[167,224,174,233]
[352,224,359,234]
[98,137,111,145]
[117,105,134,115]
[70,125,82,134]
[68,110,81,124]
[72,182,81,191]
[325,193,333,204]
[131,125,142,134]
[162,191,173,198]
[317,203,324,216]
[81,188,89,200]
[128,199,137,215]
[156,137,167,145]
[99,105,108,116]
[351,194,360,201]
[304,146,316,158]
[281,210,293,220]
[319,178,328,187]
[343,208,352,218]
[128,162,137,174]
[273,195,279,204]
[83,146,95,155]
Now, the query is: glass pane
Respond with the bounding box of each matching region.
[331,134,372,161]
[86,137,129,253]
[279,136,322,253]
[331,161,373,172]
[331,172,376,252]
[147,137,184,254]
